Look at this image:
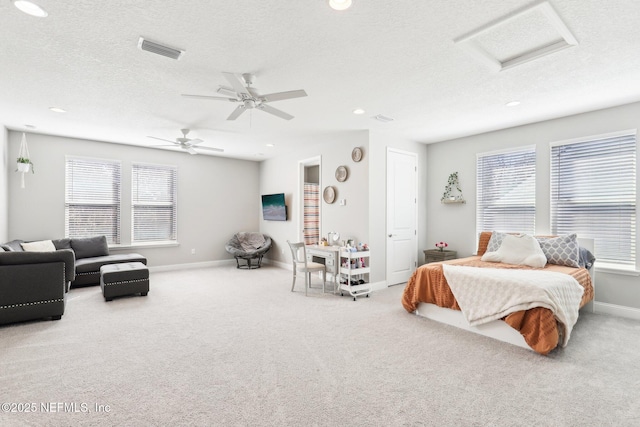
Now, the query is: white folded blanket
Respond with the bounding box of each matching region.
[236,232,266,252]
[442,265,584,346]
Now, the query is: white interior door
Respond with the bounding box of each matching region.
[386,148,417,286]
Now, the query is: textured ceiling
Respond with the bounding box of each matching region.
[1,0,640,160]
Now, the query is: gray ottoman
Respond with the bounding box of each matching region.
[100,262,149,301]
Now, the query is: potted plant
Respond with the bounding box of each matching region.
[16,157,34,174]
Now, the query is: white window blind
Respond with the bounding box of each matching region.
[132,163,177,243]
[65,157,121,244]
[551,131,636,266]
[476,146,536,235]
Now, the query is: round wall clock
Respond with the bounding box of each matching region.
[352,147,363,162]
[335,165,348,182]
[323,186,336,204]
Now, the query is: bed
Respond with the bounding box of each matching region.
[401,232,595,355]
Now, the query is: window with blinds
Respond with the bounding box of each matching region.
[551,131,637,266]
[65,157,121,244]
[476,146,536,235]
[132,163,177,243]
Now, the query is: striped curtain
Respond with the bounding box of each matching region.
[303,183,320,245]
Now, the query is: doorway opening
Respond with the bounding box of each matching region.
[299,156,321,245]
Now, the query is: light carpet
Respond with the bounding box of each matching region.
[1,265,639,426]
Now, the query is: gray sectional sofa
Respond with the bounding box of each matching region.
[0,235,147,325]
[0,249,74,325]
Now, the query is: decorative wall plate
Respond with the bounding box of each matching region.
[323,186,336,204]
[352,146,363,162]
[335,165,348,182]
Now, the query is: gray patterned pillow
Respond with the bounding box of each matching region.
[486,231,509,253]
[537,234,580,268]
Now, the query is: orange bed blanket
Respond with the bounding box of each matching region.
[401,256,594,355]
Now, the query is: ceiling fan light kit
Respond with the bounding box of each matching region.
[182,72,307,121]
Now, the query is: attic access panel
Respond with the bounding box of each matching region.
[454,1,578,72]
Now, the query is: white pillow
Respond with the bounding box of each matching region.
[481,234,547,268]
[21,240,56,252]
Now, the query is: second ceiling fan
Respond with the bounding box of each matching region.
[182,72,307,121]
[147,129,223,155]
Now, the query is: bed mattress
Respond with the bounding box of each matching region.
[401,256,594,355]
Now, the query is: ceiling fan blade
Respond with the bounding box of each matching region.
[194,146,224,153]
[147,136,178,144]
[227,105,247,120]
[260,89,308,102]
[223,72,250,96]
[186,147,198,155]
[257,104,294,120]
[188,138,204,145]
[182,94,237,102]
[217,86,237,97]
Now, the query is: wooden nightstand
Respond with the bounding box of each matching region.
[423,249,457,264]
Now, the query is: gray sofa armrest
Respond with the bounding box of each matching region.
[0,249,76,283]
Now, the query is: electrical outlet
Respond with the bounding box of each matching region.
[191,248,196,255]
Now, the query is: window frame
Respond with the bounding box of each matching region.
[476,145,537,238]
[131,162,178,245]
[65,156,122,244]
[550,129,637,269]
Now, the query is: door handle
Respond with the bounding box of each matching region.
[388,234,394,238]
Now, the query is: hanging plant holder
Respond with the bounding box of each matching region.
[16,132,34,189]
[441,171,465,203]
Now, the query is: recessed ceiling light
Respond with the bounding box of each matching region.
[505,101,521,107]
[352,108,365,115]
[329,0,352,11]
[49,107,67,113]
[14,1,48,17]
[266,144,275,148]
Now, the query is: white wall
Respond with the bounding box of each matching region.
[426,101,640,311]
[258,129,428,286]
[7,131,260,267]
[0,127,7,242]
[259,131,370,265]
[368,131,428,283]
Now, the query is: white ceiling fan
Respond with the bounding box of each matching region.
[147,129,223,155]
[182,72,307,121]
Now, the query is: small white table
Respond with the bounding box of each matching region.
[305,245,341,291]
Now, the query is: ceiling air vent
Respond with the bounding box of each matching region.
[372,114,395,123]
[137,37,184,60]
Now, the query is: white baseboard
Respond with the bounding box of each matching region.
[594,301,640,321]
[369,281,388,291]
[263,259,291,270]
[149,259,234,273]
[148,259,383,294]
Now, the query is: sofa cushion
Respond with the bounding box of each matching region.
[71,236,109,259]
[75,254,148,273]
[21,240,57,252]
[2,240,24,252]
[52,238,72,250]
